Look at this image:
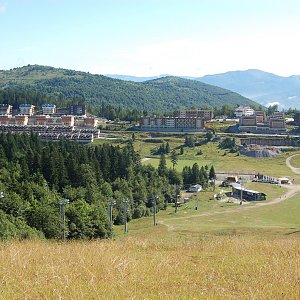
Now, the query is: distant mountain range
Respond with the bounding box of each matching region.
[107,69,300,109]
[0,65,255,112]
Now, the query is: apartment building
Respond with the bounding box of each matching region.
[0,104,13,115]
[42,104,56,115]
[174,109,213,120]
[140,116,204,131]
[69,104,86,116]
[234,105,255,118]
[19,104,35,116]
[239,111,286,133]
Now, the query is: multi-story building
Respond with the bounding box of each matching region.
[0,115,12,125]
[0,115,29,125]
[61,115,75,126]
[42,104,56,115]
[19,104,35,116]
[174,109,213,120]
[0,104,13,115]
[14,115,29,125]
[69,104,86,116]
[255,111,267,123]
[140,117,204,131]
[234,105,255,118]
[239,111,286,134]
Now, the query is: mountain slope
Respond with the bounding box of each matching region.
[197,69,300,109]
[0,65,256,112]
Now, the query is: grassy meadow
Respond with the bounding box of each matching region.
[2,135,300,299]
[139,138,300,178]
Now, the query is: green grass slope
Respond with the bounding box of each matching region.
[0,65,257,112]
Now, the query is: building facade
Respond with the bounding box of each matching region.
[42,104,56,115]
[83,117,98,128]
[69,104,86,116]
[174,109,213,120]
[140,117,204,131]
[19,104,35,116]
[234,105,255,118]
[239,111,286,134]
[0,104,13,115]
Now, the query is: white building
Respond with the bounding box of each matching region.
[42,104,56,115]
[234,105,255,118]
[188,184,202,192]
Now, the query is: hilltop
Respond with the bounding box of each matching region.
[0,65,256,112]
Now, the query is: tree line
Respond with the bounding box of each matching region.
[0,133,181,240]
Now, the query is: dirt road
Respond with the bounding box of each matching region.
[286,154,300,174]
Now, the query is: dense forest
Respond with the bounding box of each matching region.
[0,133,183,240]
[0,65,256,113]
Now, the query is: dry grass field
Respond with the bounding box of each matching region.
[1,236,300,299]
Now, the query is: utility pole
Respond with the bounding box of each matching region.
[175,194,180,213]
[240,178,243,204]
[108,201,116,223]
[59,198,69,241]
[123,198,128,233]
[195,190,198,210]
[153,195,158,226]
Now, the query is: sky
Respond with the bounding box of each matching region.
[1,0,300,77]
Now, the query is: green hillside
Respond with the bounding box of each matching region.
[0,65,257,112]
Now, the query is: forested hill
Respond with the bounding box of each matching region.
[0,65,257,112]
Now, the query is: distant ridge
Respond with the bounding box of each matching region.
[0,64,257,112]
[196,69,300,109]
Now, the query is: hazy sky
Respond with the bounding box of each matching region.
[1,0,300,76]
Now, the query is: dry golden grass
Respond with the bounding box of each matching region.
[1,236,300,299]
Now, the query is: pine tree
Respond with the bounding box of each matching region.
[158,154,167,177]
[170,149,178,170]
[209,166,216,180]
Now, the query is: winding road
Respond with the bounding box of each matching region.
[286,154,300,174]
